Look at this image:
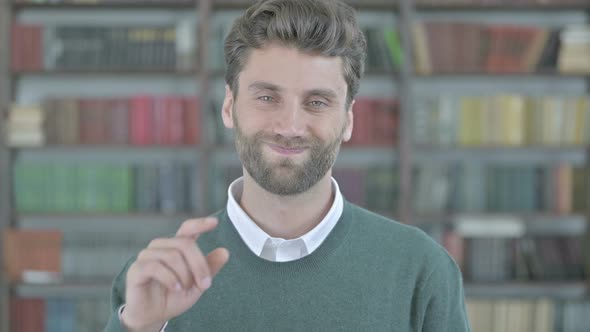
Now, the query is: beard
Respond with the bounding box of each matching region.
[233,109,345,196]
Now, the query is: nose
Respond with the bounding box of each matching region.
[272,100,306,138]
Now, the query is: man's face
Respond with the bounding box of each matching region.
[222,44,354,196]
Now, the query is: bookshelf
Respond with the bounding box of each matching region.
[0,0,13,329]
[1,0,590,331]
[407,1,590,330]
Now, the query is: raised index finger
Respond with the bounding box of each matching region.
[175,217,219,239]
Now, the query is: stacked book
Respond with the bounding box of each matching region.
[558,25,590,74]
[7,105,45,147]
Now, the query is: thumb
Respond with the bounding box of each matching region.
[207,247,230,277]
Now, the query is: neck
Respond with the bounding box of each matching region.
[239,171,335,240]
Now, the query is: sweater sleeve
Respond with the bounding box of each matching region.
[415,254,471,332]
[103,256,135,332]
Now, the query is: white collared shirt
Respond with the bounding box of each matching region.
[227,176,344,262]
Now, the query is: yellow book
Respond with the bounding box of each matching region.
[492,300,509,332]
[573,97,588,145]
[502,95,525,146]
[533,299,554,332]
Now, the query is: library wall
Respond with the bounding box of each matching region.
[1,0,589,331]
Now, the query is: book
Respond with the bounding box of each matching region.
[2,229,62,283]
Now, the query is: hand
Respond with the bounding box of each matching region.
[121,217,230,332]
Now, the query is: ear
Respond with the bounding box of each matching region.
[342,99,354,142]
[221,84,235,129]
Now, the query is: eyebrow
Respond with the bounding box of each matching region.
[248,81,339,101]
[304,88,338,101]
[248,81,282,93]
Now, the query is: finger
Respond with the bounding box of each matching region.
[137,248,193,290]
[206,247,230,278]
[128,260,183,293]
[175,217,218,239]
[148,237,211,291]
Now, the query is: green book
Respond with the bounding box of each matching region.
[383,29,404,69]
[53,164,77,212]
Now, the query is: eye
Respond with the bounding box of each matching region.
[258,96,274,102]
[308,100,327,108]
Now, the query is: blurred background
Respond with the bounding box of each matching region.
[0,0,589,331]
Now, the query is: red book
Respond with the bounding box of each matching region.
[184,96,201,145]
[11,24,23,71]
[130,95,154,145]
[109,98,129,145]
[372,98,399,146]
[486,25,537,73]
[166,96,185,145]
[31,25,43,70]
[347,98,374,146]
[22,25,33,71]
[79,99,105,144]
[3,229,62,283]
[153,96,168,145]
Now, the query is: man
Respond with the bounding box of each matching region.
[105,0,470,331]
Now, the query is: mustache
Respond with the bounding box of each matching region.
[255,133,314,148]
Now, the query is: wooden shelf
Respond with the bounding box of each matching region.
[414,146,587,166]
[12,69,198,77]
[415,3,590,11]
[414,72,590,79]
[18,213,190,233]
[14,146,200,163]
[14,282,112,299]
[12,1,196,10]
[212,146,589,167]
[415,214,588,237]
[465,282,588,299]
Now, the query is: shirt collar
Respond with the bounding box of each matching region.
[226,177,344,257]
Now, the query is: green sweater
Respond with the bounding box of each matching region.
[105,201,471,331]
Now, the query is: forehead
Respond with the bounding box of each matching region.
[238,44,347,97]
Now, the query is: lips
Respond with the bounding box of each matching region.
[266,142,308,155]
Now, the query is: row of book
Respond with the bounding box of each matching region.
[413,95,590,147]
[11,162,587,216]
[13,93,590,148]
[7,95,201,146]
[8,296,590,332]
[215,164,587,215]
[326,164,584,215]
[466,298,590,332]
[12,22,589,75]
[10,297,111,332]
[11,22,196,71]
[14,162,197,214]
[451,236,587,282]
[413,163,586,214]
[413,22,590,74]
